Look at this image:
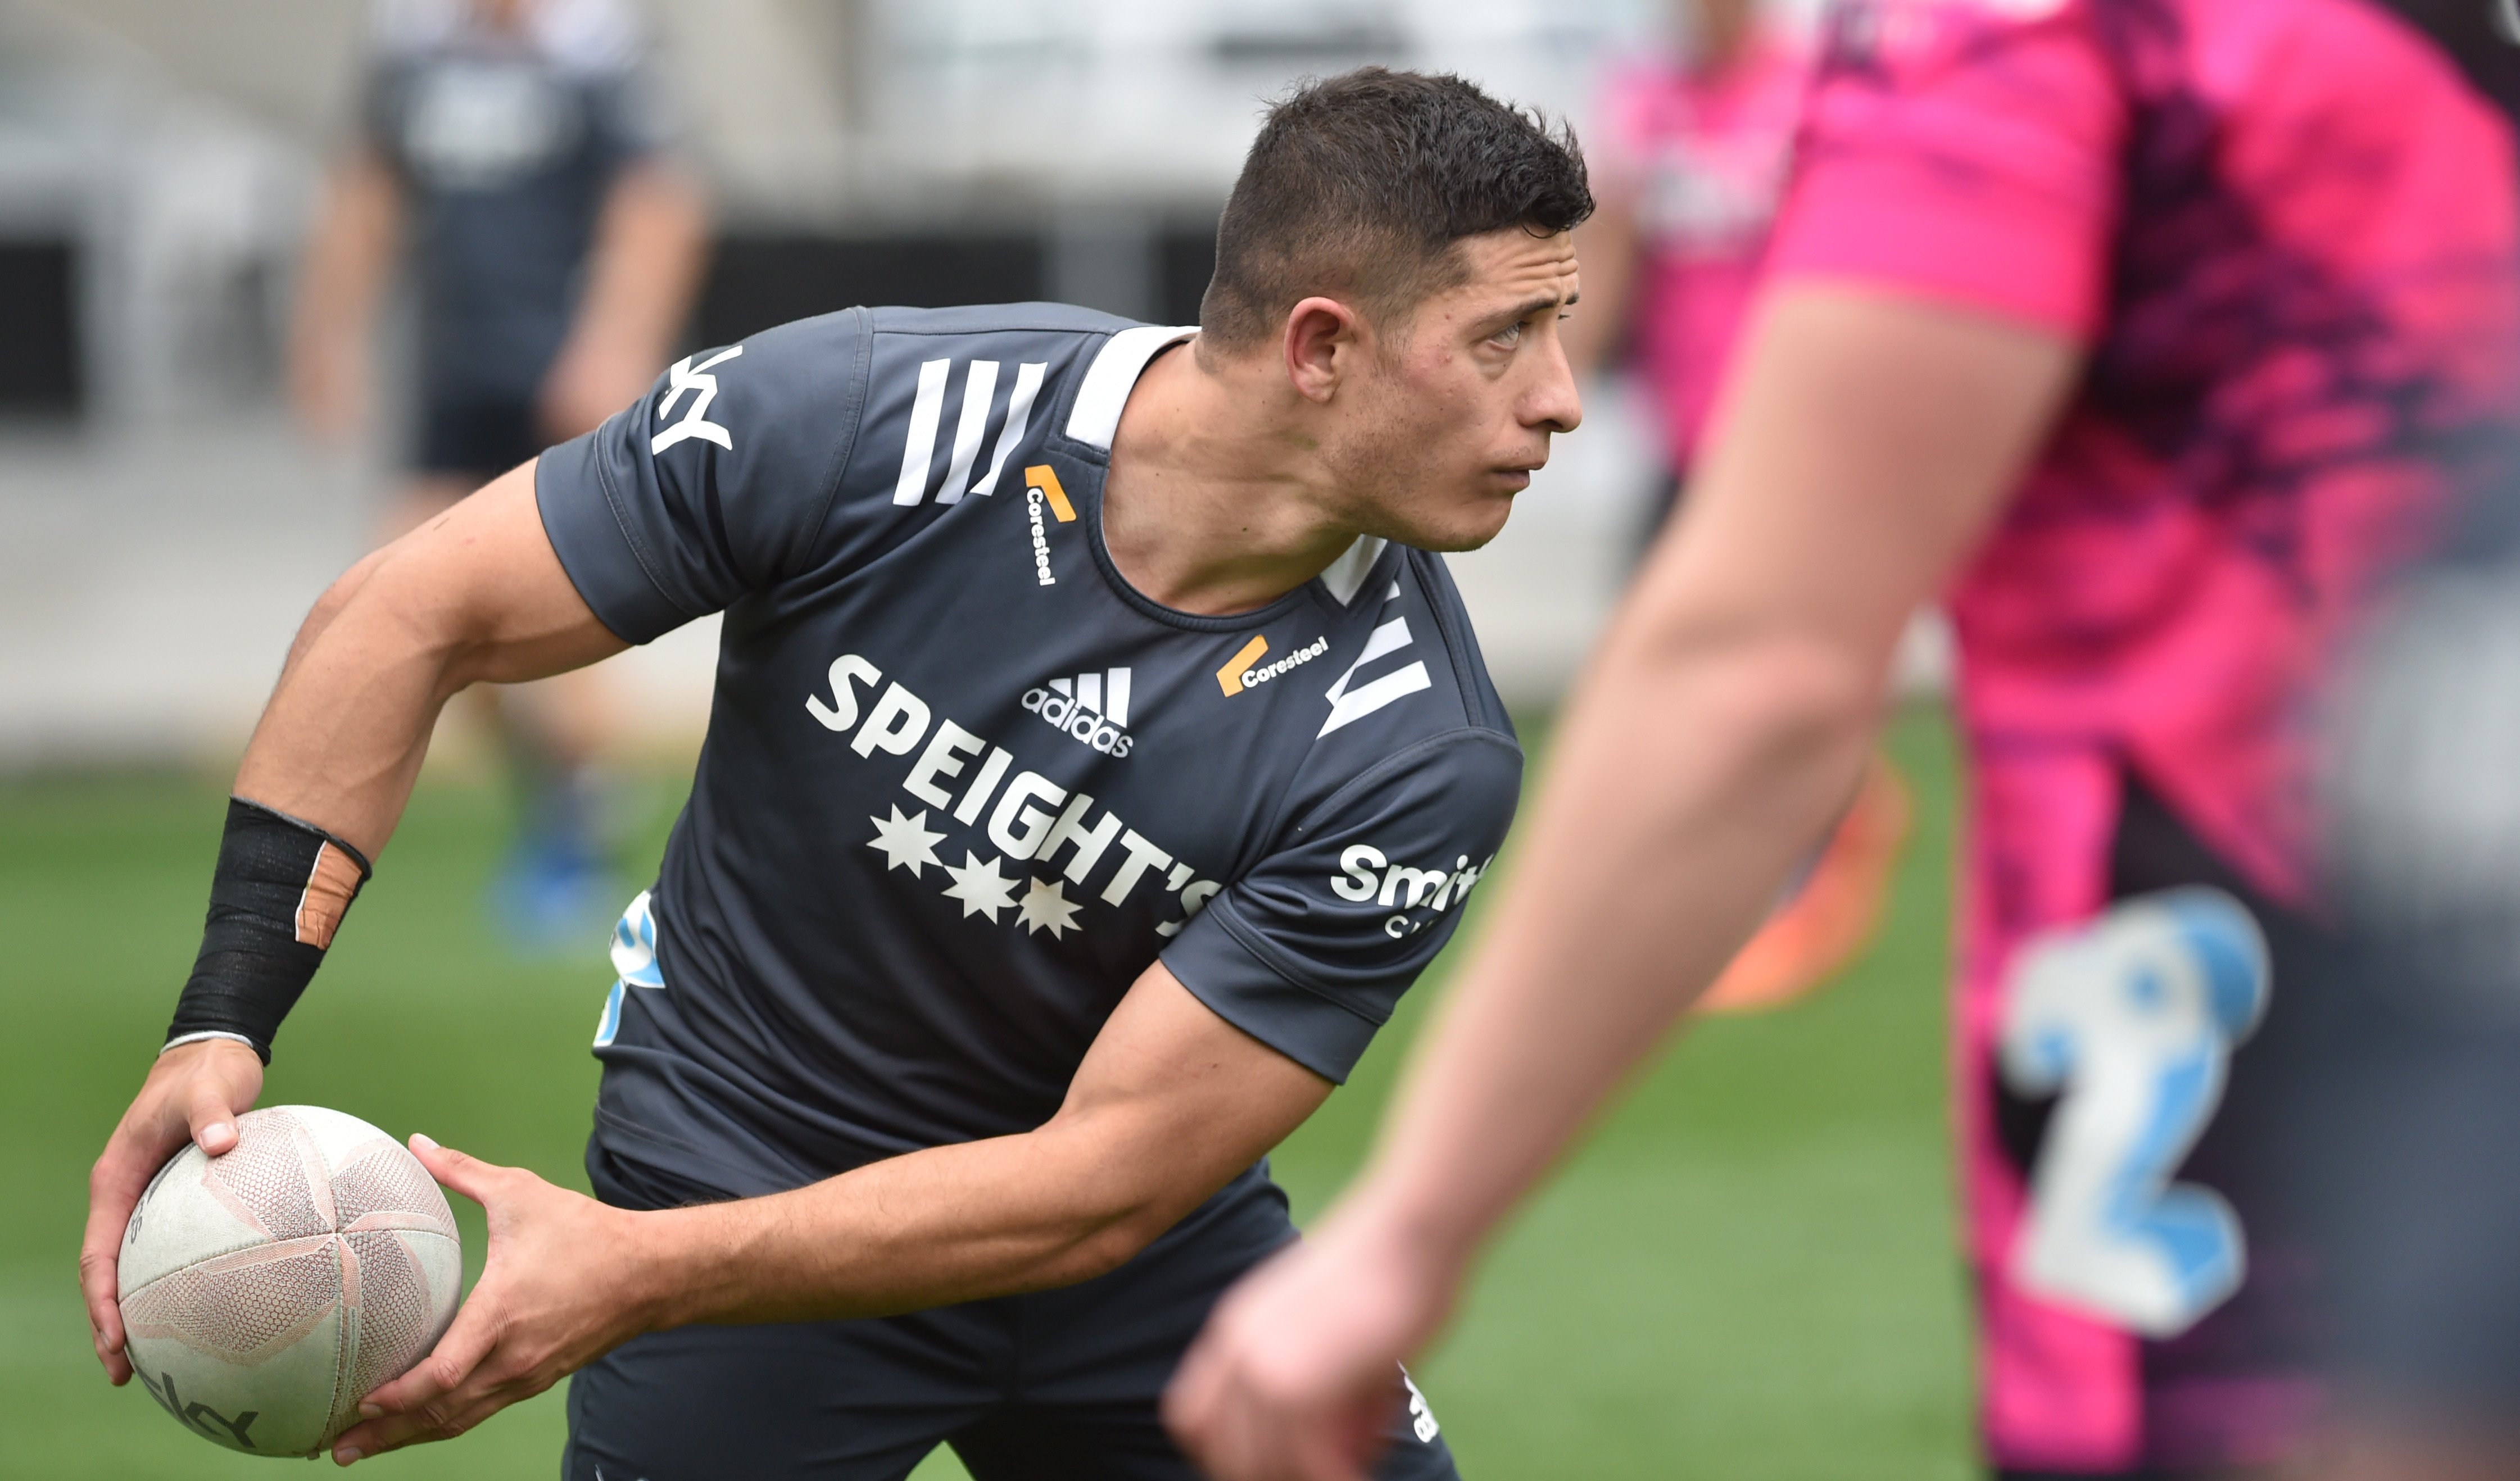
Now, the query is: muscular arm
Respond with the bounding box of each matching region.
[670,964,1331,1322]
[81,465,625,1382]
[1167,286,2083,1480]
[329,964,1332,1460]
[235,462,626,855]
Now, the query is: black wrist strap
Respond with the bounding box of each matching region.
[165,798,373,1064]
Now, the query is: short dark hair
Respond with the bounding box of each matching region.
[1200,67,1593,353]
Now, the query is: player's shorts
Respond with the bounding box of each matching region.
[563,1146,1462,1481]
[412,391,542,483]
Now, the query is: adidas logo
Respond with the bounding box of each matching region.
[1021,667,1135,757]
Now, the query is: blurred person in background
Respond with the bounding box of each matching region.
[1171,3,2520,1478]
[1570,0,1906,1015]
[1564,0,1803,493]
[290,0,709,947]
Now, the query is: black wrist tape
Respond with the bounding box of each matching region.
[165,798,373,1063]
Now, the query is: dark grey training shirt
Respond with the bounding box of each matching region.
[538,304,1522,1198]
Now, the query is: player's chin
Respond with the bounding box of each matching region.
[1411,484,1521,553]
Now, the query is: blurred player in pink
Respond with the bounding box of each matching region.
[1170,3,2520,1478]
[1570,0,1809,476]
[1577,1,1910,1014]
[1773,1,2520,1469]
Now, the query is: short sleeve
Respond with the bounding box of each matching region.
[1765,0,2125,339]
[1162,729,1523,1083]
[536,310,871,643]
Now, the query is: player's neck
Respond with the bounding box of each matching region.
[1103,342,1367,617]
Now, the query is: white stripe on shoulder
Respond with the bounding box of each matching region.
[1318,537,1388,607]
[1066,325,1199,451]
[935,360,999,506]
[1320,664,1433,738]
[892,358,952,506]
[971,362,1047,497]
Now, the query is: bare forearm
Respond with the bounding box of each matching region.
[641,1121,1190,1328]
[1352,626,1877,1270]
[232,569,469,857]
[632,962,1330,1329]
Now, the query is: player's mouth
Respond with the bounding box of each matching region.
[1492,461,1543,491]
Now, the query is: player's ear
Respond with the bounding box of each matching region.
[1282,296,1359,405]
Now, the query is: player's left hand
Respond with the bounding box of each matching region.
[1164,1209,1459,1481]
[328,1135,655,1466]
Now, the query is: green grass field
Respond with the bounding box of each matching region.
[1,706,1973,1479]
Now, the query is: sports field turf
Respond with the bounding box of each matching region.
[2,705,1971,1479]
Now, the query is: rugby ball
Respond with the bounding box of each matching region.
[117,1105,461,1457]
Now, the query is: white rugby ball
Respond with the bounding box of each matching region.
[117,1105,462,1457]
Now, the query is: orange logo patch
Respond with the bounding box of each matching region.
[1025,466,1076,523]
[1216,636,1270,697]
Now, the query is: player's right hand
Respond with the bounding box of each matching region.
[81,1038,264,1384]
[1166,1206,1460,1481]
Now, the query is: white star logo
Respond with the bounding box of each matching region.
[1016,876,1084,939]
[867,806,946,877]
[940,851,1019,922]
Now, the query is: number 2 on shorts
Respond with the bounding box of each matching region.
[1999,887,2270,1338]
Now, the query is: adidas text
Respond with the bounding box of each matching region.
[1022,668,1135,757]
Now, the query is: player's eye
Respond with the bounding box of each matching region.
[1486,321,1525,349]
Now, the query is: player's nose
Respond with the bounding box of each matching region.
[1524,351,1583,435]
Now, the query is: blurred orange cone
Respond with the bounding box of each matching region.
[1698,753,1912,1014]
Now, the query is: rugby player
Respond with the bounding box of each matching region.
[1171,3,2520,1478]
[80,67,1586,1479]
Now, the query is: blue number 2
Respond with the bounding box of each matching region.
[1999,887,2270,1338]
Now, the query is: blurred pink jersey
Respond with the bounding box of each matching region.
[1766,0,2520,1471]
[1592,25,1811,466]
